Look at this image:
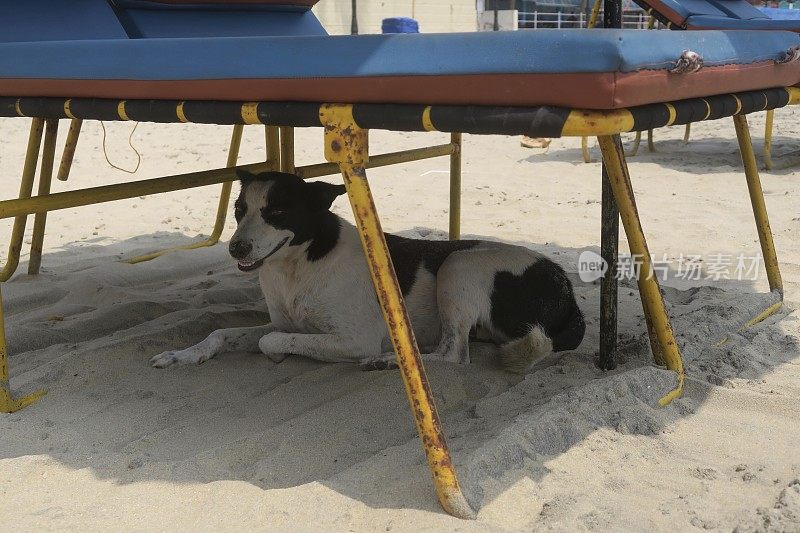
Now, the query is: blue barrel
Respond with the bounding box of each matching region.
[381,17,419,34]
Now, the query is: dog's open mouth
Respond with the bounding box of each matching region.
[237,237,290,272]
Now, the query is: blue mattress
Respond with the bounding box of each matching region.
[1,23,799,109]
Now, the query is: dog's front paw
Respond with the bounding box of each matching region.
[258,332,289,359]
[150,349,207,368]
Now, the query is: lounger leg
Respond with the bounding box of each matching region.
[0,119,45,282]
[682,123,691,145]
[125,124,244,264]
[733,115,783,325]
[279,126,295,174]
[597,134,685,406]
[57,118,83,182]
[647,128,655,152]
[0,283,46,412]
[28,119,60,275]
[449,133,462,240]
[321,104,475,519]
[581,136,592,163]
[627,131,642,157]
[763,109,774,171]
[598,163,619,371]
[265,125,281,171]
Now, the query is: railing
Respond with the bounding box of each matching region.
[517,10,660,28]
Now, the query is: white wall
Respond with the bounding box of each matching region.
[313,0,477,34]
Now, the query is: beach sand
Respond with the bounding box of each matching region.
[0,111,798,531]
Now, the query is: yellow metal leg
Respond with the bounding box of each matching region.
[581,136,592,163]
[0,284,46,412]
[682,123,691,145]
[588,0,601,28]
[0,118,45,282]
[734,114,782,295]
[125,124,244,264]
[763,109,774,171]
[57,118,83,182]
[449,133,462,240]
[597,134,684,406]
[320,104,475,519]
[647,129,656,152]
[627,131,642,157]
[279,126,295,173]
[28,119,60,275]
[266,125,281,171]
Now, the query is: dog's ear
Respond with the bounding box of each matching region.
[236,169,257,183]
[306,181,346,212]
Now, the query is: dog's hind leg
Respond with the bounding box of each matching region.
[429,261,486,365]
[150,324,278,368]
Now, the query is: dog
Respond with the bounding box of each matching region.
[150,170,585,372]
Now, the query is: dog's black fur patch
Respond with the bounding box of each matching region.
[490,260,585,351]
[385,235,479,295]
[238,171,344,262]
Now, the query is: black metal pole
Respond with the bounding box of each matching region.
[351,0,358,35]
[598,0,621,371]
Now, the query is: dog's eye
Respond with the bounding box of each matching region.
[265,208,285,217]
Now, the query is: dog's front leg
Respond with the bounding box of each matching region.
[151,324,279,368]
[258,332,369,364]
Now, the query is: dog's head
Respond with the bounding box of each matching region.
[229,170,346,271]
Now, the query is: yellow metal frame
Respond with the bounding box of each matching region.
[28,119,59,275]
[1,119,44,282]
[57,118,82,182]
[763,109,774,171]
[0,95,787,514]
[0,284,46,412]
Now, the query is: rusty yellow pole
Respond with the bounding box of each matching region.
[28,119,60,275]
[320,104,475,519]
[588,0,602,28]
[763,109,774,171]
[733,114,783,295]
[0,282,47,412]
[57,118,83,181]
[125,124,244,264]
[449,133,462,240]
[580,136,592,163]
[0,160,273,220]
[295,142,457,180]
[279,126,295,174]
[597,134,684,406]
[0,118,45,282]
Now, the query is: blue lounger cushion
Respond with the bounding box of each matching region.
[633,0,800,30]
[2,29,799,109]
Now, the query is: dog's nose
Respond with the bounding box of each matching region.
[228,240,253,259]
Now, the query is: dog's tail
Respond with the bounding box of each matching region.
[500,324,553,374]
[500,304,585,374]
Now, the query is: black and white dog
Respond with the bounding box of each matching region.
[150,171,585,372]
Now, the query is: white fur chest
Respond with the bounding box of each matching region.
[258,260,332,333]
